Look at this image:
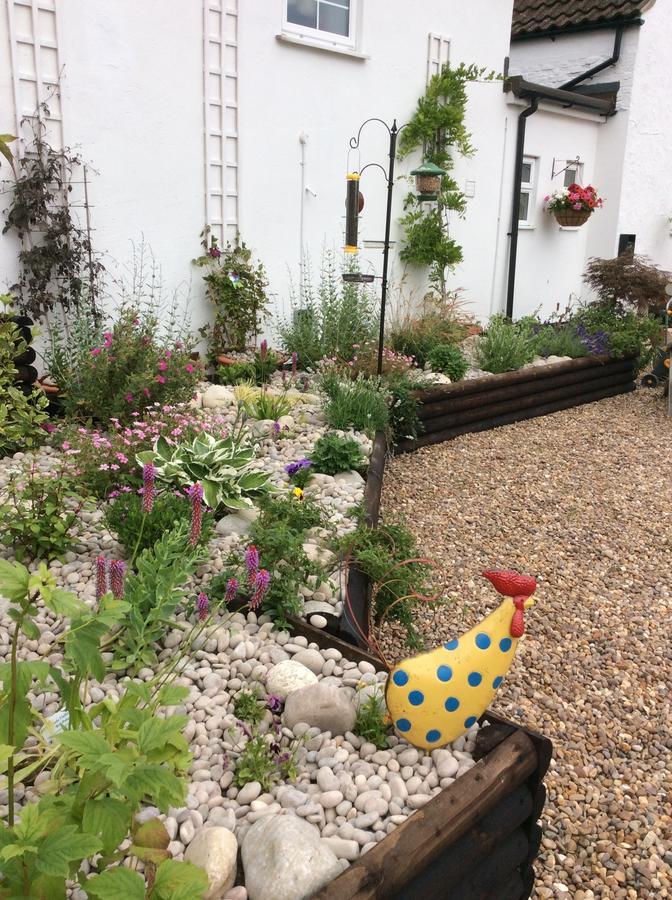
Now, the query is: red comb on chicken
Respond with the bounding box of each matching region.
[482,570,537,637]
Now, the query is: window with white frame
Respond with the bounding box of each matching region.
[284,0,357,47]
[427,32,450,82]
[519,156,537,226]
[563,160,583,188]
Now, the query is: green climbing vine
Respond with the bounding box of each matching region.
[398,63,497,296]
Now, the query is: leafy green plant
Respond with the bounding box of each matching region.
[319,371,389,436]
[309,432,366,475]
[231,719,301,792]
[387,372,424,444]
[573,303,660,363]
[338,519,432,648]
[0,461,89,561]
[355,688,390,749]
[476,315,536,373]
[240,388,293,421]
[194,230,269,354]
[0,297,49,457]
[276,251,379,369]
[583,253,671,314]
[427,342,468,380]
[389,291,472,367]
[218,360,256,385]
[531,324,587,359]
[253,341,281,384]
[111,522,208,672]
[58,305,199,425]
[398,63,495,295]
[104,489,214,557]
[233,688,266,726]
[137,431,272,511]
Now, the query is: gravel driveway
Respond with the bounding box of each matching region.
[379,389,671,899]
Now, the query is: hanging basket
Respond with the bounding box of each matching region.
[554,208,592,227]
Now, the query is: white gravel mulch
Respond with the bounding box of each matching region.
[379,389,671,900]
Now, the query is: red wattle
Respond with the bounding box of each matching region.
[510,596,527,637]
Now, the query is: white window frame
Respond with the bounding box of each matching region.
[282,0,360,51]
[563,160,583,188]
[519,155,538,228]
[427,32,450,83]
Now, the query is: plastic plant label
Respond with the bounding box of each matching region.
[42,708,70,742]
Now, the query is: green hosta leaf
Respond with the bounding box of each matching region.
[83,797,130,856]
[152,858,209,900]
[86,866,146,900]
[237,471,271,490]
[201,480,221,510]
[221,495,252,510]
[136,450,156,465]
[137,716,187,754]
[0,558,29,603]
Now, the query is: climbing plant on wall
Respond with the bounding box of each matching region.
[2,104,103,326]
[398,63,496,296]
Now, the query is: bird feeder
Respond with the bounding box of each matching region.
[411,161,446,201]
[344,172,361,253]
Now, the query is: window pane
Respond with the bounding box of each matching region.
[564,167,577,188]
[521,162,531,184]
[519,191,530,221]
[288,0,317,29]
[318,1,349,35]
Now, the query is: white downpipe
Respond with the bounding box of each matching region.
[489,115,509,317]
[299,132,308,302]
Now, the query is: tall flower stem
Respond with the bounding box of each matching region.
[7,617,21,827]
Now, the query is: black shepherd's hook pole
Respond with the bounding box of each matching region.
[347,118,406,376]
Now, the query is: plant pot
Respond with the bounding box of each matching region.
[554,208,592,227]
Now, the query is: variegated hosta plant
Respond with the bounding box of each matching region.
[137,431,272,511]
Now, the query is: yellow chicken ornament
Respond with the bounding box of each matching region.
[385,570,537,750]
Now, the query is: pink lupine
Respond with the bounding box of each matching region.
[189,483,204,547]
[95,556,108,600]
[244,545,259,585]
[291,351,297,375]
[197,592,209,622]
[224,577,238,604]
[250,569,270,610]
[110,560,126,599]
[259,339,268,361]
[142,462,156,513]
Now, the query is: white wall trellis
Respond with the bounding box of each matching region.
[202,0,239,247]
[6,0,63,154]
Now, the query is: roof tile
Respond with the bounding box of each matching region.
[512,0,643,37]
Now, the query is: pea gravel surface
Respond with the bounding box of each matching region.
[379,390,671,900]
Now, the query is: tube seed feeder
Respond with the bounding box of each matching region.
[411,161,446,201]
[344,172,361,253]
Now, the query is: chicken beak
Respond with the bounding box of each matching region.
[524,596,535,609]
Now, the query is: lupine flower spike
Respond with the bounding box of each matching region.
[95,556,108,600]
[245,545,259,586]
[110,560,126,599]
[291,351,297,375]
[142,462,156,513]
[189,482,204,546]
[197,592,209,622]
[224,577,239,604]
[250,568,270,609]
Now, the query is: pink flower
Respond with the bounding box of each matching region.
[245,545,259,585]
[61,441,71,451]
[95,556,108,600]
[99,463,110,471]
[155,375,166,384]
[260,339,268,361]
[158,359,168,371]
[103,332,113,348]
[142,462,156,513]
[224,578,238,604]
[197,592,210,622]
[91,347,102,356]
[116,452,128,464]
[250,569,270,610]
[291,352,297,375]
[110,560,126,599]
[185,364,194,373]
[40,422,56,433]
[143,387,151,397]
[125,393,134,403]
[188,483,204,547]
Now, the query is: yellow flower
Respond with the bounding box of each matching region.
[292,487,304,501]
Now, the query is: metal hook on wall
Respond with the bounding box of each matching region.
[551,155,581,180]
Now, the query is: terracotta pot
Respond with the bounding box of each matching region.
[554,208,592,227]
[217,355,239,366]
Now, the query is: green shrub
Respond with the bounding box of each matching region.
[573,303,660,363]
[218,361,256,384]
[276,251,379,369]
[531,324,587,359]
[319,372,389,436]
[389,292,471,367]
[387,372,424,444]
[427,342,469,380]
[241,388,293,421]
[104,489,214,556]
[310,432,366,475]
[355,688,390,749]
[476,315,536,373]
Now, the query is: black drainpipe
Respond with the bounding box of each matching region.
[505,98,538,319]
[560,26,623,90]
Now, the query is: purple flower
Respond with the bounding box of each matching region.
[291,351,297,375]
[272,421,281,436]
[95,556,108,600]
[110,560,126,599]
[208,246,221,259]
[244,545,259,585]
[284,458,312,477]
[260,339,268,361]
[236,719,252,739]
[250,568,270,610]
[142,462,156,514]
[267,695,283,714]
[188,482,203,547]
[224,577,238,604]
[197,591,209,622]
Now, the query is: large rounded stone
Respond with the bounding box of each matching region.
[184,826,238,899]
[283,683,356,735]
[242,815,347,900]
[266,660,318,699]
[202,385,236,409]
[292,648,325,675]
